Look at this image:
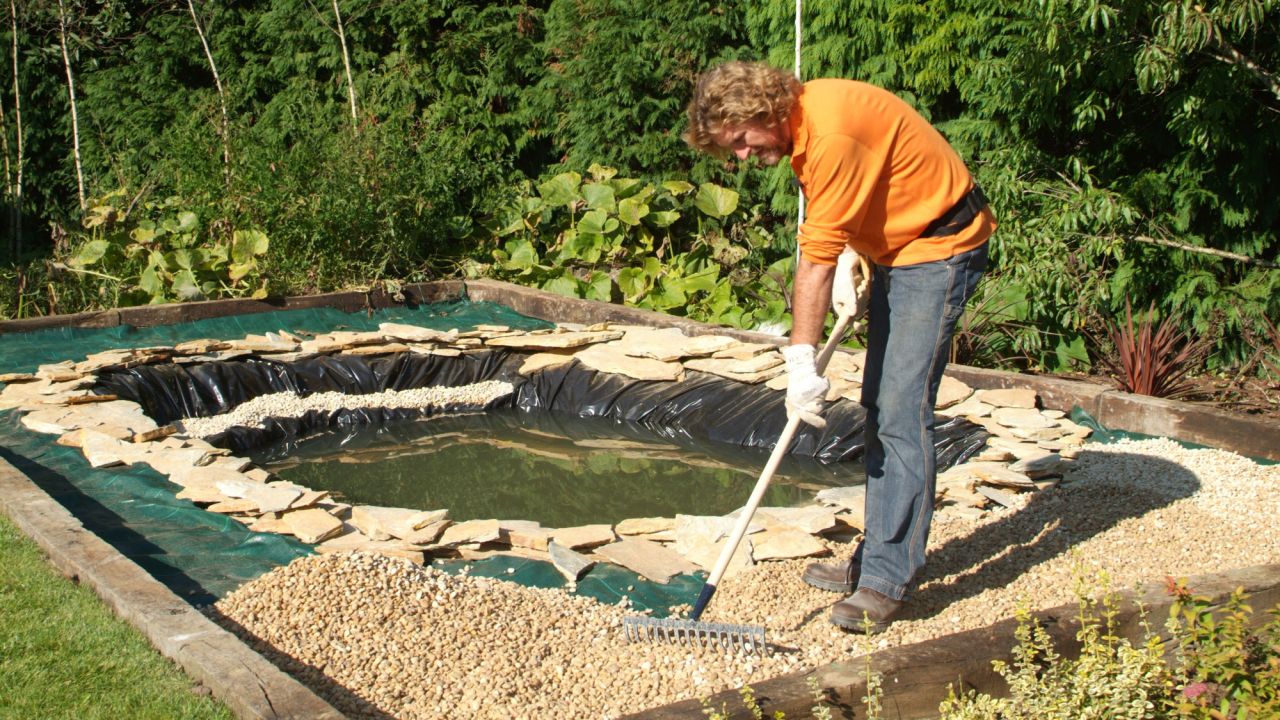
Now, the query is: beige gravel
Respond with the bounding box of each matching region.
[212,437,1280,718]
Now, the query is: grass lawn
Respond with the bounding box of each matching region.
[0,512,234,720]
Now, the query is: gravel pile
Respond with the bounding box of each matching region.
[213,437,1280,718]
[180,381,515,438]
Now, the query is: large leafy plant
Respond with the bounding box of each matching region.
[62,190,270,305]
[472,164,793,331]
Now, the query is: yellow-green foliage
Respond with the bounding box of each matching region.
[936,575,1280,720]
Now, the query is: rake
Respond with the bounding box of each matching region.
[624,307,860,653]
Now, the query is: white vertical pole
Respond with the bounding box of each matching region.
[794,0,804,261]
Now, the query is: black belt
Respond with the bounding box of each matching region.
[920,185,988,238]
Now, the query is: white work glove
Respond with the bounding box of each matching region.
[781,344,829,429]
[832,247,872,321]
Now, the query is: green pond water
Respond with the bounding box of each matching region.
[254,409,864,528]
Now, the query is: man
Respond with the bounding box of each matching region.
[685,61,995,632]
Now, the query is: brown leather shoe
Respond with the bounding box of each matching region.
[829,588,905,633]
[801,554,862,593]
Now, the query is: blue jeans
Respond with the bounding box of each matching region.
[855,242,988,601]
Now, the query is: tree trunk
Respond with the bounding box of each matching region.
[56,0,84,213]
[9,0,22,257]
[332,0,358,126]
[186,0,231,188]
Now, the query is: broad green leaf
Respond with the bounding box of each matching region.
[84,205,114,228]
[138,265,163,298]
[618,197,650,226]
[646,280,687,309]
[70,239,109,267]
[250,285,269,300]
[578,209,615,236]
[131,222,159,245]
[617,267,649,299]
[176,211,199,233]
[172,269,202,300]
[169,249,195,270]
[1053,334,1090,370]
[662,180,695,195]
[582,184,617,212]
[537,172,582,207]
[694,184,739,219]
[564,232,604,263]
[607,178,645,199]
[232,229,270,259]
[587,163,617,182]
[646,210,680,228]
[503,239,538,270]
[229,262,254,282]
[541,273,580,298]
[668,266,719,295]
[584,271,613,302]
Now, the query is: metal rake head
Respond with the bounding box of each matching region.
[623,615,768,654]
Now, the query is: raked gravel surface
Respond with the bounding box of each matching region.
[212,437,1280,719]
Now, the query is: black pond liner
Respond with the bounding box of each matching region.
[95,349,989,469]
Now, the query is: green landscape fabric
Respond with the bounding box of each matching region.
[0,300,703,614]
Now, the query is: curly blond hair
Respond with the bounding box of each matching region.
[684,61,802,155]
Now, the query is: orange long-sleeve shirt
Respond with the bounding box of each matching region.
[788,79,995,267]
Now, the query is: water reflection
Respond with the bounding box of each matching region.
[254,408,864,527]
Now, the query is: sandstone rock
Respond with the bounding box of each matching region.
[1009,453,1066,479]
[484,330,624,350]
[938,396,994,418]
[549,524,615,550]
[548,541,595,581]
[436,519,501,546]
[572,344,683,381]
[975,388,1038,409]
[402,520,451,546]
[351,506,448,541]
[751,528,829,561]
[283,508,345,544]
[986,436,1057,460]
[711,342,776,360]
[518,352,577,375]
[615,517,676,536]
[344,342,410,356]
[610,327,737,361]
[934,376,973,409]
[206,498,260,514]
[991,407,1056,429]
[174,338,233,355]
[593,538,697,583]
[814,485,867,513]
[682,355,785,383]
[20,408,73,434]
[975,485,1024,509]
[378,323,456,343]
[745,506,839,535]
[248,513,291,534]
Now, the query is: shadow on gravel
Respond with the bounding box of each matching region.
[907,447,1202,622]
[203,609,398,720]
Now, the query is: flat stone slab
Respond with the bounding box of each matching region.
[549,524,616,550]
[594,538,697,583]
[992,407,1056,429]
[976,387,1038,409]
[751,528,829,561]
[934,375,973,409]
[484,329,623,350]
[436,518,501,546]
[283,507,345,543]
[751,506,840,535]
[611,327,738,361]
[814,486,867,513]
[518,351,577,375]
[616,517,676,536]
[378,322,456,343]
[548,540,595,581]
[350,505,448,541]
[572,343,684,381]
